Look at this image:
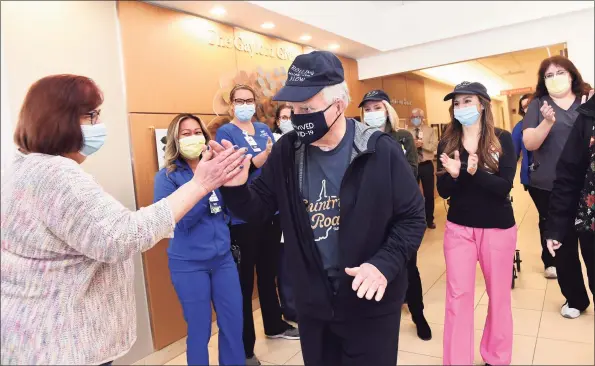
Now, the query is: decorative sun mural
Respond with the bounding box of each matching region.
[207,66,288,137]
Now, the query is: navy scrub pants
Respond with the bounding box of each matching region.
[169,252,244,366]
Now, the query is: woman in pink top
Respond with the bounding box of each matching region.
[0,74,249,365]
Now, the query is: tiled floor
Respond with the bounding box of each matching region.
[159,171,594,365]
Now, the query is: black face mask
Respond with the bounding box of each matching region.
[291,103,341,145]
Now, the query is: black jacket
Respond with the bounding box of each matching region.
[547,97,595,241]
[221,120,426,321]
[389,126,419,177]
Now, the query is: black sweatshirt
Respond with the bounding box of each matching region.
[390,127,419,177]
[436,128,516,229]
[221,121,426,321]
[547,97,595,242]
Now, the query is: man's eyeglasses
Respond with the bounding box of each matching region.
[84,109,101,125]
[233,98,255,106]
[544,70,568,80]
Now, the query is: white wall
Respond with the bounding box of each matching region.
[1,31,13,178]
[0,1,152,364]
[358,8,595,87]
[422,78,453,125]
[251,1,592,53]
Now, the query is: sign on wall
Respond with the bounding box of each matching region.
[208,29,300,61]
[154,129,168,170]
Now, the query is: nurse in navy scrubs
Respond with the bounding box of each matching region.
[216,84,299,366]
[154,114,244,366]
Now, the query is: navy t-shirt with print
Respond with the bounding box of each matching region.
[302,119,355,282]
[216,122,275,225]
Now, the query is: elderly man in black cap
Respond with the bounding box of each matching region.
[218,51,426,366]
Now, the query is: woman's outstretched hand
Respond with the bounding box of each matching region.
[193,139,251,193]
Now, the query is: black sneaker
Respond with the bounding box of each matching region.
[265,327,300,340]
[413,315,432,341]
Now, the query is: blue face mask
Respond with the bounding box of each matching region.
[454,105,481,126]
[80,123,107,156]
[363,110,387,128]
[411,117,422,126]
[235,104,256,122]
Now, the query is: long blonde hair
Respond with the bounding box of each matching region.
[359,100,400,131]
[163,114,211,174]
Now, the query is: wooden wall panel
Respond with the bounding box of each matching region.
[118,1,237,114]
[360,78,384,94]
[336,55,362,118]
[381,74,408,119]
[405,75,427,127]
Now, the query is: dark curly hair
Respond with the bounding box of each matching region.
[533,56,591,99]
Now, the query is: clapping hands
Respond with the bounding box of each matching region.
[440,150,461,179]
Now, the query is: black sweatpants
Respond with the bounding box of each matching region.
[405,252,425,319]
[229,215,289,358]
[298,312,401,366]
[557,229,594,311]
[527,186,556,269]
[417,161,435,226]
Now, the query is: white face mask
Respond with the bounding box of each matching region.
[279,119,294,134]
[363,110,387,128]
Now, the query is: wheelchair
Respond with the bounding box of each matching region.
[445,195,521,290]
[512,249,522,289]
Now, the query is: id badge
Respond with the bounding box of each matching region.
[243,133,262,152]
[418,130,424,140]
[209,191,222,214]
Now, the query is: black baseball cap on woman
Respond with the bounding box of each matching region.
[273,51,345,102]
[444,81,491,102]
[358,90,390,108]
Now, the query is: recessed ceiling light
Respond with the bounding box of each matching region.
[328,43,340,50]
[299,34,312,41]
[209,6,226,16]
[261,22,275,29]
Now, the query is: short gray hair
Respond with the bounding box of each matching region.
[321,81,351,105]
[412,108,425,118]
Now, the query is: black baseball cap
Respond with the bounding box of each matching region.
[273,51,345,102]
[358,89,390,108]
[444,81,491,102]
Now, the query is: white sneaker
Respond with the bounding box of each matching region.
[544,266,557,279]
[561,302,581,319]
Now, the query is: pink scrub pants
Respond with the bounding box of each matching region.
[443,221,517,365]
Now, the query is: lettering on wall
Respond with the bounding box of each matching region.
[391,98,412,106]
[208,30,299,61]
